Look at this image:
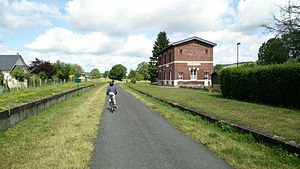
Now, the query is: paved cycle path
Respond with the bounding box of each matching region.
[91,85,232,169]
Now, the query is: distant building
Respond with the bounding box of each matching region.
[0,54,28,88]
[158,36,217,87]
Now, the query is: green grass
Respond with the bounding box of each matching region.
[0,81,97,111]
[121,83,300,169]
[0,84,106,169]
[126,82,300,143]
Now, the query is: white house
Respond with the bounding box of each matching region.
[0,54,28,89]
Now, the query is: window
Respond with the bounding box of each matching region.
[164,55,166,64]
[180,49,182,53]
[169,52,171,62]
[205,49,208,54]
[190,70,197,80]
[204,72,209,80]
[178,72,183,80]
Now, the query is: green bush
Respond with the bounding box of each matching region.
[130,78,136,84]
[220,63,300,108]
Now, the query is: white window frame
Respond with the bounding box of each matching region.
[178,72,183,80]
[190,69,197,80]
[204,72,209,80]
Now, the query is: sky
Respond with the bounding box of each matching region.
[0,0,295,72]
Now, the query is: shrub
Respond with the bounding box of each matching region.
[220,63,300,108]
[130,78,136,84]
[11,67,30,82]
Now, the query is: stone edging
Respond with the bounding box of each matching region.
[128,85,300,155]
[0,84,95,131]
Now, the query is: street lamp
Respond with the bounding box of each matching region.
[236,42,241,67]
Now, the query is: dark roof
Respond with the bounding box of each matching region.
[0,55,27,71]
[172,36,217,47]
[158,36,217,55]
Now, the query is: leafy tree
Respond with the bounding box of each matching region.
[136,62,150,80]
[69,64,84,77]
[11,67,30,82]
[103,71,109,78]
[264,1,300,59]
[257,37,289,65]
[149,31,170,82]
[109,64,127,81]
[29,58,55,79]
[127,70,136,79]
[53,60,71,80]
[0,72,4,86]
[90,68,101,79]
[37,71,47,80]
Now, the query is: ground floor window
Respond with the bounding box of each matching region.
[178,72,183,80]
[204,72,209,80]
[190,70,197,80]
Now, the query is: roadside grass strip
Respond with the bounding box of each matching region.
[127,82,300,144]
[0,85,106,169]
[122,84,300,169]
[0,81,96,111]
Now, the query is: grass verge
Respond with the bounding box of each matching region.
[0,84,106,169]
[121,83,300,169]
[126,82,300,143]
[0,81,97,111]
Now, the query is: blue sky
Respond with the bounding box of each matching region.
[0,0,294,72]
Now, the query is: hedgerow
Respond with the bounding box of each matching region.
[220,63,300,108]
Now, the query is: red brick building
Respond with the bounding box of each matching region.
[158,36,216,87]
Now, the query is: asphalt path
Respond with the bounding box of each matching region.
[91,85,233,169]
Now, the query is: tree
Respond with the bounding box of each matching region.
[53,60,71,80]
[127,69,136,79]
[149,31,170,82]
[257,37,289,65]
[69,64,84,77]
[103,70,109,78]
[90,68,101,79]
[29,58,55,79]
[136,62,150,80]
[11,67,30,82]
[264,1,300,59]
[109,64,127,81]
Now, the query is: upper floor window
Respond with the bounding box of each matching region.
[169,52,172,62]
[180,49,182,54]
[164,55,166,64]
[205,49,208,54]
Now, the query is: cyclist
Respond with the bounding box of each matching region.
[107,82,117,108]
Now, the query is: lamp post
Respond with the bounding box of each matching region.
[236,42,241,67]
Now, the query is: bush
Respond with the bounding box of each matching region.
[220,63,300,108]
[130,78,136,84]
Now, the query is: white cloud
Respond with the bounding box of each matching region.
[232,0,289,33]
[65,0,232,35]
[193,30,275,64]
[0,0,63,31]
[26,27,125,55]
[115,34,153,58]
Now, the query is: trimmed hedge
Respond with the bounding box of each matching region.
[220,63,300,108]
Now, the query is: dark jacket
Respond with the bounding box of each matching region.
[107,86,117,95]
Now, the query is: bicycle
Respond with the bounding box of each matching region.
[109,95,116,112]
